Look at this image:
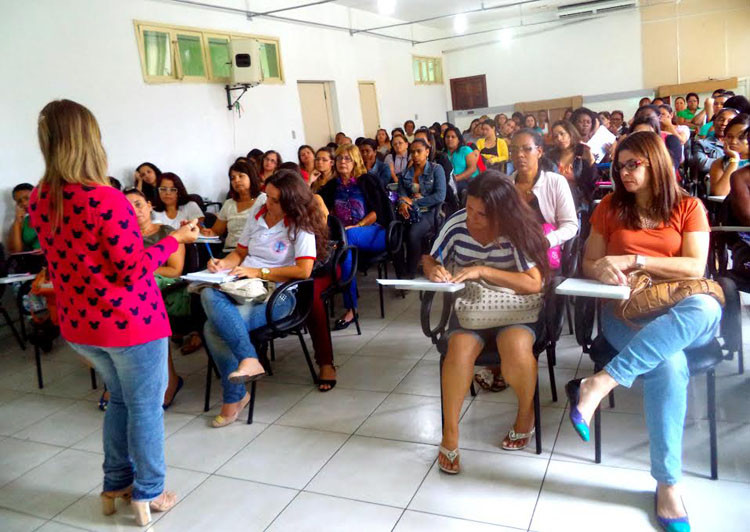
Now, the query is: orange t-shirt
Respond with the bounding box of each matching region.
[590,194,709,257]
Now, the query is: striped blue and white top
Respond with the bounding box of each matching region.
[429,209,534,273]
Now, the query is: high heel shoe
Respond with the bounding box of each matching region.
[132,490,177,526]
[162,376,184,410]
[655,491,690,532]
[565,378,590,442]
[100,486,132,516]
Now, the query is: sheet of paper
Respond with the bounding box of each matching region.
[711,226,750,232]
[0,273,38,284]
[555,278,630,300]
[196,235,222,243]
[586,125,616,163]
[182,269,238,284]
[376,278,465,293]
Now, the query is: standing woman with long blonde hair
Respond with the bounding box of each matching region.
[29,100,199,526]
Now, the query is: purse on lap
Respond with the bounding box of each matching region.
[454,280,543,330]
[616,270,725,324]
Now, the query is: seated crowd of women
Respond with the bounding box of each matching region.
[15,96,744,531]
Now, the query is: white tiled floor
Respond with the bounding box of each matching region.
[0,276,748,531]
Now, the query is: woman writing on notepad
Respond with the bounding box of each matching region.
[423,172,550,472]
[200,170,328,427]
[566,131,719,531]
[29,100,200,525]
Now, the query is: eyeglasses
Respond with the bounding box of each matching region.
[615,159,648,173]
[336,155,353,163]
[509,146,537,155]
[158,186,178,193]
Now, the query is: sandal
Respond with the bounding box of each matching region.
[438,446,460,474]
[318,379,337,392]
[180,332,202,355]
[473,368,493,391]
[490,373,508,393]
[501,427,536,451]
[98,389,109,412]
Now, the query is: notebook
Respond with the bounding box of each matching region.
[181,269,238,284]
[376,278,465,293]
[555,278,630,300]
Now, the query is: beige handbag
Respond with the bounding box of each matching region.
[454,280,543,330]
[616,270,724,324]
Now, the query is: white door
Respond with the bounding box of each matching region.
[298,82,335,148]
[358,82,380,138]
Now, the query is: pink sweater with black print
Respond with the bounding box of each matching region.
[28,183,178,347]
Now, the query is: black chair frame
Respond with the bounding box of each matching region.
[420,278,565,455]
[358,220,405,318]
[202,278,317,424]
[573,277,741,480]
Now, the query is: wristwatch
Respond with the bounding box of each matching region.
[634,255,647,269]
[260,267,271,280]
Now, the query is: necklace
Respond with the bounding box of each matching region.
[637,208,660,229]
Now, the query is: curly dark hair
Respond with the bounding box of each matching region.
[467,171,550,280]
[265,169,329,260]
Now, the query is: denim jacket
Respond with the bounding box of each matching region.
[398,161,446,212]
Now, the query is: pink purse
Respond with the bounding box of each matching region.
[542,223,561,270]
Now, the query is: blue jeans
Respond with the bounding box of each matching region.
[342,225,386,309]
[201,288,294,403]
[69,338,168,501]
[601,295,722,485]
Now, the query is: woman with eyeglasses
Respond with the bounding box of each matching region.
[259,150,282,183]
[567,132,719,532]
[318,144,394,330]
[151,173,204,230]
[384,134,410,183]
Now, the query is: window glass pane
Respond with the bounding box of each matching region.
[177,34,205,77]
[427,61,435,82]
[208,37,231,79]
[259,42,280,79]
[413,59,421,82]
[421,61,428,82]
[143,30,172,77]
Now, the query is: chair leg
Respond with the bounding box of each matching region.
[608,390,615,409]
[89,368,97,390]
[738,346,745,375]
[470,381,477,397]
[565,298,573,335]
[377,264,385,319]
[270,339,275,361]
[354,313,362,336]
[546,344,558,402]
[594,405,602,464]
[35,344,43,389]
[16,291,28,343]
[534,380,542,455]
[707,369,718,480]
[247,380,257,424]
[298,331,318,384]
[0,307,25,350]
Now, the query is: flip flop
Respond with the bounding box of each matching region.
[438,446,460,474]
[501,427,536,451]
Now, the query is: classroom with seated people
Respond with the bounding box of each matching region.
[1,1,749,531]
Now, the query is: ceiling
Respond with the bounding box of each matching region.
[333,0,640,31]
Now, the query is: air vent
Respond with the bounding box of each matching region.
[558,0,636,19]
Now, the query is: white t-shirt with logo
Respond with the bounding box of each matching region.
[236,196,316,268]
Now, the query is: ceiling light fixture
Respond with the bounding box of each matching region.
[453,13,468,34]
[377,0,396,16]
[498,28,513,47]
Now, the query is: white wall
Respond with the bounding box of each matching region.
[442,11,644,115]
[0,0,448,227]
